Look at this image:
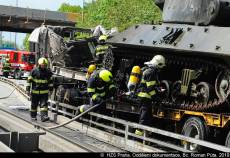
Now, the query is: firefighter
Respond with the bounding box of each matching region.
[86,64,97,81]
[2,58,11,77]
[126,65,141,95]
[78,69,116,115]
[26,57,53,122]
[135,55,166,136]
[95,35,110,66]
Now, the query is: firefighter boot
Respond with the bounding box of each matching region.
[41,116,49,122]
[40,110,49,122]
[30,107,37,121]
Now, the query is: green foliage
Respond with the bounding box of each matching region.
[58,3,82,13]
[23,34,30,51]
[58,0,162,32]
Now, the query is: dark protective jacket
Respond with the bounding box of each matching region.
[137,66,160,100]
[87,70,116,103]
[95,44,110,64]
[2,62,11,72]
[26,67,53,94]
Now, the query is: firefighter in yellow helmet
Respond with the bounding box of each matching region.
[2,57,11,78]
[26,57,53,122]
[95,35,110,67]
[78,69,116,115]
[86,64,97,80]
[135,55,166,136]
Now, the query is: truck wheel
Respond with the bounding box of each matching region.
[181,117,208,152]
[14,71,21,79]
[3,72,8,78]
[225,130,230,147]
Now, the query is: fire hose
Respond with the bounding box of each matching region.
[46,101,105,130]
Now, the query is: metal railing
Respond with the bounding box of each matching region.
[1,77,230,152]
[48,99,230,152]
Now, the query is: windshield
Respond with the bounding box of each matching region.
[21,54,35,64]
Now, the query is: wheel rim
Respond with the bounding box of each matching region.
[196,82,210,105]
[184,125,200,151]
[215,71,230,101]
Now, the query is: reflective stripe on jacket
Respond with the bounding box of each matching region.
[27,67,53,94]
[137,67,159,100]
[96,45,109,56]
[87,70,115,101]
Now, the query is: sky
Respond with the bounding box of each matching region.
[0,0,88,49]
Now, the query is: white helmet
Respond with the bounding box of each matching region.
[144,55,166,69]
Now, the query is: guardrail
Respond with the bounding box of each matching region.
[1,77,230,152]
[0,131,45,152]
[48,100,230,152]
[0,141,14,152]
[0,77,29,100]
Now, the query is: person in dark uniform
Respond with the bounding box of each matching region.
[95,35,110,67]
[2,58,11,77]
[26,57,53,122]
[135,55,166,136]
[78,69,116,115]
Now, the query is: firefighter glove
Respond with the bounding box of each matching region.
[108,87,117,98]
[95,96,103,104]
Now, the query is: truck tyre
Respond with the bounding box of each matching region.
[3,72,8,78]
[225,130,230,147]
[14,70,21,79]
[181,117,208,152]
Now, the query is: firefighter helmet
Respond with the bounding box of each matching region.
[99,35,107,42]
[132,66,141,74]
[99,69,113,82]
[38,57,48,65]
[88,64,96,73]
[144,55,166,69]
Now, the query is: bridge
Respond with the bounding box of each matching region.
[0,5,79,33]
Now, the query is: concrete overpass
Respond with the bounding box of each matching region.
[0,5,79,33]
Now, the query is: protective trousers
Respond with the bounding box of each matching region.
[30,93,48,121]
[139,100,153,126]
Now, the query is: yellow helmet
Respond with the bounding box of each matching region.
[99,35,107,41]
[99,69,112,82]
[132,66,141,74]
[88,64,96,73]
[38,57,48,65]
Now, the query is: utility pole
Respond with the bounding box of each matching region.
[0,32,2,48]
[14,0,18,49]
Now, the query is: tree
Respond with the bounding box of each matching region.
[58,0,162,32]
[23,34,30,51]
[58,3,82,13]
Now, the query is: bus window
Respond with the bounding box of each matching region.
[13,53,18,62]
[28,54,35,64]
[22,54,26,62]
[22,54,35,64]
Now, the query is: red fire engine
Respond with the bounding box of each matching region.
[0,49,35,79]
